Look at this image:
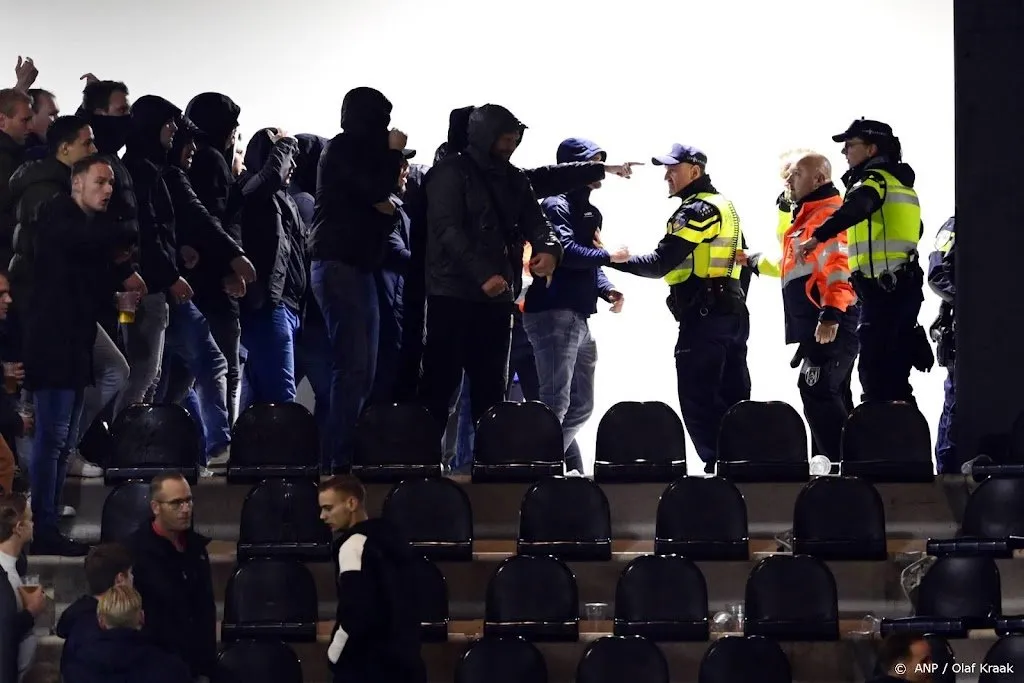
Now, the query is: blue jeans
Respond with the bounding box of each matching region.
[241,303,301,405]
[450,374,475,474]
[935,365,956,473]
[311,260,379,468]
[524,310,597,473]
[31,389,84,529]
[161,301,230,458]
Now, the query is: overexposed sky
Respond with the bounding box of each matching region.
[7,0,954,472]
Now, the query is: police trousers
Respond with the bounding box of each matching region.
[854,266,924,403]
[674,310,751,464]
[796,331,858,461]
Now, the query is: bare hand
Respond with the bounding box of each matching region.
[593,229,604,248]
[373,199,397,216]
[79,72,100,84]
[179,245,200,269]
[389,128,408,151]
[116,291,142,309]
[607,290,625,313]
[169,277,194,304]
[20,413,34,435]
[814,321,839,344]
[735,249,749,266]
[231,149,245,178]
[608,245,630,264]
[269,127,293,143]
[481,275,509,298]
[15,57,38,91]
[230,255,257,283]
[4,362,25,382]
[529,252,557,278]
[797,238,819,262]
[223,274,246,298]
[605,162,644,179]
[18,586,46,617]
[122,272,148,296]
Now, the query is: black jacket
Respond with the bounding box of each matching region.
[290,134,328,331]
[55,594,101,680]
[328,518,426,683]
[1,565,33,683]
[82,113,140,257]
[0,324,26,447]
[65,626,193,683]
[126,524,217,678]
[23,195,131,389]
[0,131,25,273]
[122,96,183,293]
[238,129,306,312]
[425,104,562,303]
[309,87,405,269]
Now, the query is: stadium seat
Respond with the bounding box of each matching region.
[473,402,564,483]
[352,403,442,482]
[980,635,1024,683]
[227,403,320,483]
[717,401,809,482]
[105,404,200,484]
[213,640,303,683]
[593,401,687,483]
[78,418,112,469]
[100,481,155,543]
[576,635,669,683]
[744,555,840,641]
[697,635,793,683]
[484,555,579,641]
[517,477,611,561]
[614,555,709,641]
[454,638,548,683]
[655,477,749,561]
[881,556,1001,637]
[791,476,887,560]
[221,559,318,642]
[237,479,332,562]
[381,478,473,561]
[928,478,1024,558]
[411,555,450,642]
[840,401,933,482]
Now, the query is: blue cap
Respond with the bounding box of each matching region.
[652,143,707,167]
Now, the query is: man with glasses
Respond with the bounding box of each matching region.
[127,472,216,683]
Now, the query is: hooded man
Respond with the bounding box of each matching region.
[418,103,562,436]
[309,87,406,470]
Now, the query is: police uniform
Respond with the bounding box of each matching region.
[808,119,931,403]
[611,144,750,469]
[928,216,956,471]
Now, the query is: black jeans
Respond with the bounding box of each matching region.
[797,330,858,461]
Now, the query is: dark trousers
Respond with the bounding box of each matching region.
[674,311,751,464]
[935,364,956,473]
[419,296,513,436]
[372,286,403,406]
[295,315,333,466]
[854,267,924,403]
[797,331,858,461]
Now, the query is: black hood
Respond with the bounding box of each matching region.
[291,133,328,195]
[82,112,133,155]
[8,156,70,204]
[446,106,475,156]
[243,128,278,176]
[843,156,917,190]
[184,92,241,150]
[169,115,199,170]
[466,104,526,167]
[126,95,181,165]
[339,87,392,136]
[55,594,98,639]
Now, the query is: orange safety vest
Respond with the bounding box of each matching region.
[776,194,856,312]
[518,243,533,312]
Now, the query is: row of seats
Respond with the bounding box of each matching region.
[90,398,936,485]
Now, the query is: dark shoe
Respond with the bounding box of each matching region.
[704,461,716,475]
[30,529,90,557]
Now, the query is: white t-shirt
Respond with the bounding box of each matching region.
[0,550,37,681]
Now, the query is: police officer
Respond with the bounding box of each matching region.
[928,216,956,472]
[611,144,749,472]
[798,119,933,403]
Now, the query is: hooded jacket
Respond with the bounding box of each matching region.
[327,518,426,683]
[62,626,192,683]
[80,112,139,256]
[55,594,101,678]
[524,138,617,317]
[237,128,306,311]
[425,104,562,303]
[309,87,405,269]
[122,95,183,292]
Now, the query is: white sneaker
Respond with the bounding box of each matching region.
[67,450,103,478]
[60,505,76,518]
[565,469,585,478]
[206,447,231,468]
[199,466,216,478]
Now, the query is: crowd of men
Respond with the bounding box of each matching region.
[0,55,958,565]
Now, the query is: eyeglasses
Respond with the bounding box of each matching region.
[156,497,193,510]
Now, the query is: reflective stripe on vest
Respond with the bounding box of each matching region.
[780,239,850,288]
[664,192,743,285]
[847,169,921,278]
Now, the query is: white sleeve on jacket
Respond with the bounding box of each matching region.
[327,533,367,663]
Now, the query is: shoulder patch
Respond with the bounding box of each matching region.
[338,533,367,574]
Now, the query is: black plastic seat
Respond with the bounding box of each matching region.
[454,637,547,683]
[517,477,611,561]
[717,401,809,482]
[593,401,687,483]
[473,402,564,483]
[576,636,669,683]
[928,478,1024,558]
[78,418,113,469]
[237,479,332,562]
[881,556,1001,637]
[411,555,449,642]
[980,635,1024,682]
[791,476,887,560]
[100,482,153,544]
[352,403,442,482]
[697,635,793,683]
[484,555,578,641]
[744,555,839,641]
[221,559,318,642]
[614,555,709,641]
[654,477,749,561]
[213,640,303,683]
[840,401,933,482]
[106,404,200,484]
[382,478,473,561]
[227,403,320,484]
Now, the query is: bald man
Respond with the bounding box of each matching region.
[741,152,859,461]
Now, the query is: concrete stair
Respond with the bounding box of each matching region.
[30,474,1014,682]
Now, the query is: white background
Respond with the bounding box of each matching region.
[7,0,954,473]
